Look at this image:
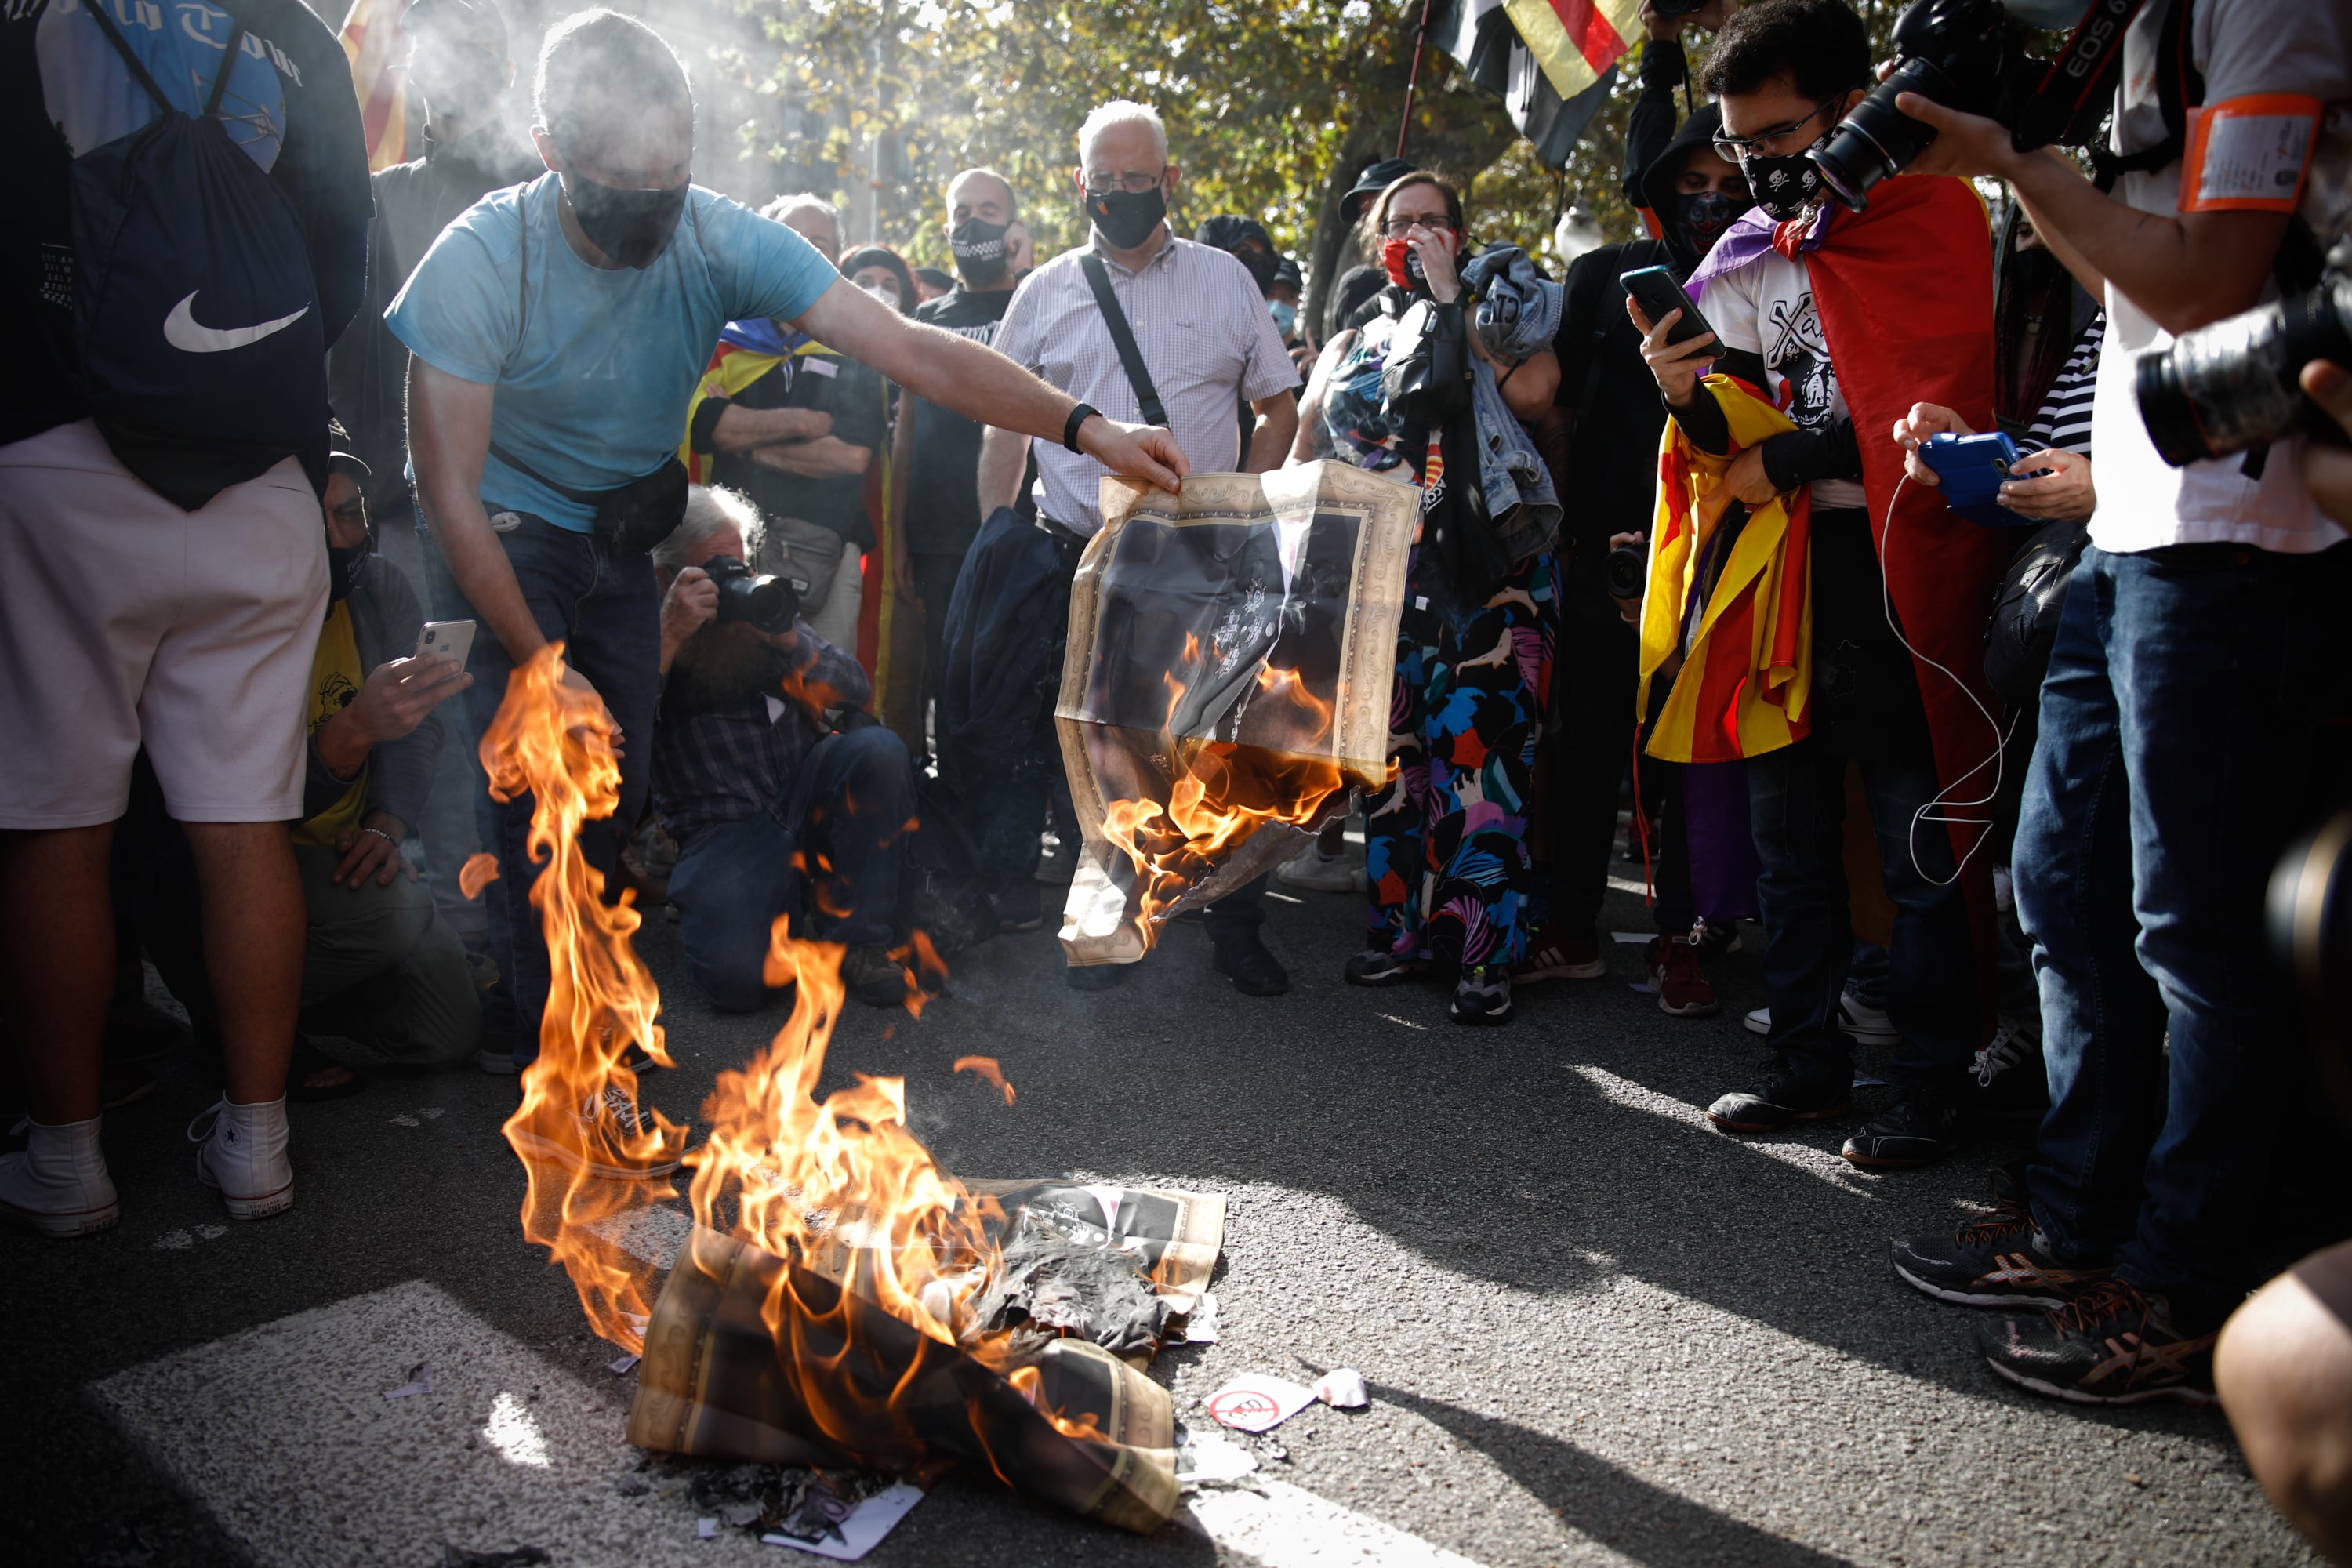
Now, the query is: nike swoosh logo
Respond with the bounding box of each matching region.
[163,292,310,354]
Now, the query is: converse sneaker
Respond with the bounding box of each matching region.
[1275,840,1363,893]
[1744,1004,1771,1036]
[1515,927,1608,985]
[1343,947,1429,987]
[1706,1062,1850,1132]
[0,1116,119,1237]
[507,1084,683,1181]
[188,1097,294,1221]
[1973,1279,2218,1406]
[1891,1172,2112,1308]
[1841,1091,1965,1169]
[1969,1025,2047,1120]
[1649,936,1719,1017]
[1740,991,1896,1043]
[1450,964,1514,1025]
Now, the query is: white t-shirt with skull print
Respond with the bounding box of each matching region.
[1702,249,1865,511]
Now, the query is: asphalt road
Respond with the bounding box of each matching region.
[1,861,2317,1568]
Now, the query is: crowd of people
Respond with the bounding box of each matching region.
[3,0,2351,1551]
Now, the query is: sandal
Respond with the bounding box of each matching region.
[286,1035,368,1102]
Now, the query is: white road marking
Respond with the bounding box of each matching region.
[1185,1477,1489,1566]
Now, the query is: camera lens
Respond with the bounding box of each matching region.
[2135,276,2352,466]
[1605,545,1647,601]
[1810,56,1952,212]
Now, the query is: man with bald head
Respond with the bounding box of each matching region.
[896,167,1035,763]
[388,13,1184,1120]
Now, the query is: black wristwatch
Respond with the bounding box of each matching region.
[1062,402,1100,454]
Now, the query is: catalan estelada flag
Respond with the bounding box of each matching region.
[677,319,827,483]
[1636,377,1813,766]
[339,0,408,172]
[1502,0,1643,100]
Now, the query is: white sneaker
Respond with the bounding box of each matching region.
[189,1097,294,1220]
[1744,992,1900,1044]
[1275,847,1363,893]
[0,1116,119,1237]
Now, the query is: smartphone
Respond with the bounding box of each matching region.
[413,619,477,669]
[1619,265,1717,348]
[1918,433,2038,528]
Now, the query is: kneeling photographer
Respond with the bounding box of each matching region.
[650,488,918,1012]
[1871,0,2352,1409]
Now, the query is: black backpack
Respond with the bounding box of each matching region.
[70,5,325,481]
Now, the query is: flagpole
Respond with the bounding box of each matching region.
[1395,0,1437,161]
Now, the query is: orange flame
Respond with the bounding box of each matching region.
[952,1057,1017,1105]
[459,851,500,898]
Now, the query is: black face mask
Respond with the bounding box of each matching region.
[1085,184,1167,251]
[1672,190,1740,256]
[327,541,368,603]
[562,172,688,269]
[1740,139,1828,224]
[950,216,1011,283]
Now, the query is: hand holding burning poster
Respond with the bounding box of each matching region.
[1056,462,1417,964]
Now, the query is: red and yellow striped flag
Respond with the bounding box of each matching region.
[1501,0,1644,100]
[1635,376,1814,765]
[339,0,410,172]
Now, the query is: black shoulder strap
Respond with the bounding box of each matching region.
[81,2,176,117]
[205,27,246,116]
[1076,252,1167,427]
[487,437,598,505]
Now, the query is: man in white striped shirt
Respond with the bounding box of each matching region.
[968,100,1300,996]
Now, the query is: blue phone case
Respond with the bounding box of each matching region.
[1919,432,2038,528]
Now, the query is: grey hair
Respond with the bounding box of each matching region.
[762,193,840,233]
[658,485,764,572]
[1077,100,1167,168]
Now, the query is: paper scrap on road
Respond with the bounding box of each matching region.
[1172,1290,1220,1345]
[608,1352,640,1375]
[1207,1374,1319,1432]
[1175,1427,1261,1487]
[759,1483,925,1560]
[695,1518,718,1541]
[383,1361,433,1399]
[1312,1367,1367,1408]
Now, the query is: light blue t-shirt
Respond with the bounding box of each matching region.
[386,174,839,532]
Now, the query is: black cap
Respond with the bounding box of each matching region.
[404,0,509,57]
[326,418,370,479]
[1194,215,1274,255]
[1339,157,1417,225]
[1272,255,1302,289]
[914,266,954,293]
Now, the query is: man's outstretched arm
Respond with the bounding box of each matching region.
[796,278,1189,492]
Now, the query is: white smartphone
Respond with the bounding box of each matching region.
[413,619,477,670]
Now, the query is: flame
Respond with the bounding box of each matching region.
[952,1057,1016,1105]
[1094,654,1371,951]
[459,851,500,898]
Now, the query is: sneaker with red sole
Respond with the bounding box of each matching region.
[1646,936,1719,1017]
[1516,927,1607,985]
[1973,1278,2218,1406]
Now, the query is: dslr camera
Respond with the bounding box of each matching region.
[2136,244,2352,466]
[702,554,804,636]
[1809,0,2125,212]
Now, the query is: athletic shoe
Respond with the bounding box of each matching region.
[842,944,916,1008]
[1212,934,1290,996]
[1692,919,1743,958]
[1706,1063,1850,1132]
[1275,846,1363,892]
[0,1116,119,1237]
[1969,1025,2047,1120]
[1450,964,1514,1025]
[507,1084,683,1181]
[474,1045,521,1076]
[1891,1174,2112,1308]
[1740,991,1898,1043]
[1516,927,1607,985]
[1973,1279,2218,1406]
[1649,936,1719,1017]
[1841,1091,1964,1169]
[1343,948,1429,987]
[188,1097,294,1220]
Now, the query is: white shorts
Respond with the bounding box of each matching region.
[0,419,328,829]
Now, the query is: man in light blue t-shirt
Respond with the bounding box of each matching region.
[389,9,1184,1138]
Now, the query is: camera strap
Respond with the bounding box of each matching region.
[1078,253,1168,428]
[2013,0,2159,164]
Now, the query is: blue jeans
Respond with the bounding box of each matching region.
[422,515,661,1063]
[2016,542,2350,1329]
[1747,738,1977,1092]
[668,728,916,1012]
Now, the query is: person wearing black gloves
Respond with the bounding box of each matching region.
[1536,5,1749,1014]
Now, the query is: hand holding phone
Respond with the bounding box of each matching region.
[413,619,477,670]
[1621,266,1721,405]
[1917,433,2038,528]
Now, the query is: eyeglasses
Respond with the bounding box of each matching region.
[1084,171,1166,197]
[1377,216,1456,239]
[1713,97,1842,159]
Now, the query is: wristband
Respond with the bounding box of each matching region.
[1062,402,1100,454]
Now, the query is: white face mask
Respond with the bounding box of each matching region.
[860,281,898,309]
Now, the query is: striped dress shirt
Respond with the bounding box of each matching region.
[990,231,1299,535]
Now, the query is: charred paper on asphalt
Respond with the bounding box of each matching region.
[1057,463,1416,964]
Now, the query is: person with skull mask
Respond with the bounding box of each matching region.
[897,169,1035,763]
[1534,0,1749,1018]
[391,13,1186,1112]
